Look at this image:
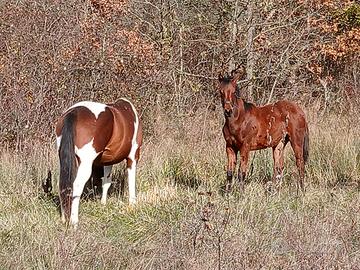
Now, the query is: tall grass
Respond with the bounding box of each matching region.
[0,109,359,269]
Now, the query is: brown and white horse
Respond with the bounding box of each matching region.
[218,68,309,193]
[55,99,142,228]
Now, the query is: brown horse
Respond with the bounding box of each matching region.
[218,68,309,192]
[55,99,142,228]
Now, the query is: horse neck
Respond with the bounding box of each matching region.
[234,97,246,118]
[226,97,245,124]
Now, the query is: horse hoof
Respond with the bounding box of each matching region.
[129,198,136,205]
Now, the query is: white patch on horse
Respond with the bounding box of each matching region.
[70,138,99,228]
[120,98,140,204]
[74,138,98,159]
[56,135,62,150]
[266,129,272,146]
[285,113,290,127]
[69,101,107,119]
[121,98,140,161]
[101,165,113,205]
[127,161,137,204]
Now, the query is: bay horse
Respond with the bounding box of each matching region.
[218,68,309,193]
[55,99,142,228]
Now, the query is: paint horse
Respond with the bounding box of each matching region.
[55,99,142,228]
[218,68,309,192]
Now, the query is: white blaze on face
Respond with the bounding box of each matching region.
[68,101,107,119]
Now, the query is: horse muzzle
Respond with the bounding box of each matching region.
[224,108,232,117]
[224,102,233,117]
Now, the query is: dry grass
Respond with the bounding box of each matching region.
[1,108,360,269]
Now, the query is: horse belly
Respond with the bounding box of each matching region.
[97,125,132,165]
[249,128,283,150]
[249,137,269,150]
[97,143,131,166]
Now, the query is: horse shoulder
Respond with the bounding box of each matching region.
[222,124,236,145]
[222,124,230,137]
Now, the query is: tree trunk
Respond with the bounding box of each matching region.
[246,0,255,100]
[228,0,240,73]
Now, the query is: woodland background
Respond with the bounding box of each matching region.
[0,0,359,146]
[1,1,360,269]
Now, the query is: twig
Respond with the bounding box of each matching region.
[176,70,217,80]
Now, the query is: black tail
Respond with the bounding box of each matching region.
[59,111,77,223]
[303,125,309,163]
[42,170,53,195]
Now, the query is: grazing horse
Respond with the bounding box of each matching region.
[218,68,309,193]
[55,99,142,228]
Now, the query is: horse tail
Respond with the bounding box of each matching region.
[59,110,77,223]
[303,125,309,164]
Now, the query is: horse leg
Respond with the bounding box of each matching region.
[272,141,285,189]
[225,146,237,192]
[290,140,305,194]
[296,155,305,194]
[238,148,249,192]
[70,141,98,228]
[101,165,113,205]
[70,158,94,228]
[126,158,137,204]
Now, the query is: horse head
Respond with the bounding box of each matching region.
[218,66,246,117]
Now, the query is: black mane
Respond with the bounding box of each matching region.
[243,100,255,112]
[219,74,233,84]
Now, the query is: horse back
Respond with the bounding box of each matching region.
[273,100,307,128]
[246,100,307,149]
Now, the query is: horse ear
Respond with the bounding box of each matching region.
[230,67,245,89]
[231,78,238,88]
[231,66,246,81]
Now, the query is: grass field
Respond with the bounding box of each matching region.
[1,108,360,269]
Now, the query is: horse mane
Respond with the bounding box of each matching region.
[243,100,255,112]
[219,74,233,84]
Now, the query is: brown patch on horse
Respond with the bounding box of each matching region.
[56,107,101,149]
[92,108,114,153]
[96,100,136,165]
[218,68,309,193]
